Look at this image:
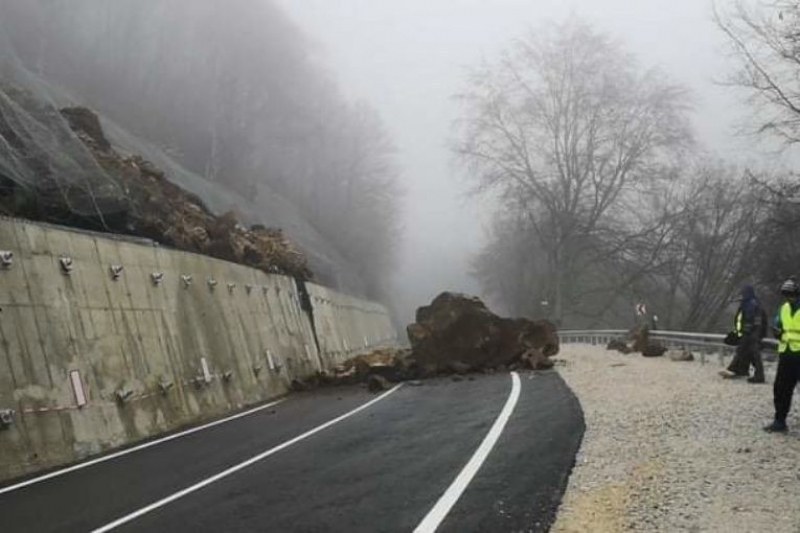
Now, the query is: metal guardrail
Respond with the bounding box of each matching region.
[558,329,778,366]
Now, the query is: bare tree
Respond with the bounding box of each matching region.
[311,103,402,297]
[715,1,800,144]
[454,19,692,324]
[471,213,549,318]
[659,164,766,331]
[749,172,800,305]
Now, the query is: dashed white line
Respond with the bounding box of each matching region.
[414,372,521,533]
[91,383,404,533]
[0,398,285,496]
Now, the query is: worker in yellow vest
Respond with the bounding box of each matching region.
[764,278,800,433]
[720,285,766,382]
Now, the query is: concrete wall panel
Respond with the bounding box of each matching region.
[0,218,397,482]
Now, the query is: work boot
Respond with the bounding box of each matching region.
[747,376,766,384]
[763,420,788,433]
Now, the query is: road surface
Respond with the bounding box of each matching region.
[0,371,584,532]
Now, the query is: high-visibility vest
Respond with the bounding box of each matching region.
[779,302,800,353]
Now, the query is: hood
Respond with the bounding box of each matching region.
[741,285,756,302]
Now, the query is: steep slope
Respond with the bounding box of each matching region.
[0,1,380,294]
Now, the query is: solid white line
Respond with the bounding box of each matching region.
[414,372,521,533]
[92,383,404,533]
[0,398,285,496]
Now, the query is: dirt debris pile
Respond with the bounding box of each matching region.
[289,348,413,393]
[66,107,311,279]
[9,105,311,280]
[334,348,415,383]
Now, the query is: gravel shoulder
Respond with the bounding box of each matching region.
[551,344,800,533]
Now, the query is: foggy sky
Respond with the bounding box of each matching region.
[276,0,784,321]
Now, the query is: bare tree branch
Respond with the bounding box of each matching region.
[455,19,692,325]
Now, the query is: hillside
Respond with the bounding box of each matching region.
[0,0,400,297]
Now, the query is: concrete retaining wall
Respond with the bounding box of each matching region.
[306,284,397,370]
[0,218,397,482]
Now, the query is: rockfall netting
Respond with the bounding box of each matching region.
[0,25,127,226]
[0,0,377,295]
[0,20,314,279]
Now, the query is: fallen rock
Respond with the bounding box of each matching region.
[668,349,695,362]
[407,292,558,374]
[607,338,632,354]
[337,348,414,382]
[367,374,390,392]
[611,325,668,358]
[641,342,668,358]
[291,293,559,391]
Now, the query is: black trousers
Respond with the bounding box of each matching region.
[727,335,763,379]
[774,354,800,422]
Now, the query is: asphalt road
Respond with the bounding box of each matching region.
[0,371,584,533]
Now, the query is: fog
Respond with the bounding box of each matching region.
[0,0,402,301]
[276,0,775,322]
[1,0,796,329]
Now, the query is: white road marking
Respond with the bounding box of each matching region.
[0,399,285,496]
[414,372,521,533]
[91,383,404,533]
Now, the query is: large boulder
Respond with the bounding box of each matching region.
[406,292,558,373]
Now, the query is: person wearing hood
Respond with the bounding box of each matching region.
[720,284,766,383]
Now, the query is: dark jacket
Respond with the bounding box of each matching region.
[737,285,766,339]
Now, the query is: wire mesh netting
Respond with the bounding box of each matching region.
[0,5,367,291]
[0,21,127,226]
